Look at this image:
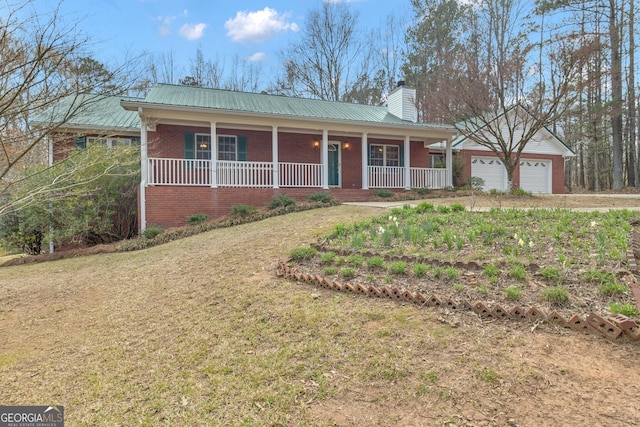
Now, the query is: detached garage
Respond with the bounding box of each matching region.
[453,106,575,194]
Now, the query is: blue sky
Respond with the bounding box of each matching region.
[51,0,413,88]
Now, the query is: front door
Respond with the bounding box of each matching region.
[328,143,341,187]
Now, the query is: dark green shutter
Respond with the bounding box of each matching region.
[184,133,195,159]
[399,145,404,167]
[367,143,371,166]
[74,135,86,149]
[237,135,248,161]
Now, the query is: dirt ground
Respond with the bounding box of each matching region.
[1,194,640,426]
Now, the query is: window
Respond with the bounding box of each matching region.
[185,133,246,162]
[369,144,400,167]
[195,134,211,160]
[218,135,237,160]
[87,137,133,148]
[429,153,445,168]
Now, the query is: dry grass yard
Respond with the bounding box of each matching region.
[1,195,640,426]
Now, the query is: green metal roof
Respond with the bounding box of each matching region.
[130,84,453,130]
[32,94,141,131]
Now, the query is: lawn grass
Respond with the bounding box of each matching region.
[1,203,640,425]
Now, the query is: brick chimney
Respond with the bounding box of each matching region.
[387,81,417,123]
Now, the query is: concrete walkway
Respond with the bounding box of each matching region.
[343,197,640,212]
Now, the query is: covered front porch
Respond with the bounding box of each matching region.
[140,125,454,190]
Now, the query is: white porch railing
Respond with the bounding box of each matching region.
[148,158,446,189]
[148,158,212,186]
[368,166,405,188]
[148,158,320,188]
[411,167,446,189]
[217,160,273,188]
[368,166,446,189]
[279,162,323,187]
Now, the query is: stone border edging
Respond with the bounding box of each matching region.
[276,261,640,342]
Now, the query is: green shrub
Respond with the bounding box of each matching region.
[0,144,139,253]
[373,188,394,198]
[511,188,531,196]
[143,225,164,239]
[341,267,357,278]
[347,254,364,267]
[436,205,451,214]
[367,256,385,269]
[610,302,639,316]
[288,246,317,260]
[581,269,616,285]
[230,204,257,217]
[538,266,563,283]
[306,192,335,204]
[450,203,466,212]
[413,263,429,277]
[415,202,435,213]
[268,194,296,209]
[412,187,430,195]
[187,213,209,225]
[320,252,335,264]
[389,261,407,275]
[597,282,627,295]
[540,286,569,304]
[505,285,522,300]
[323,266,338,275]
[483,263,501,278]
[509,265,527,280]
[470,176,485,191]
[444,266,459,280]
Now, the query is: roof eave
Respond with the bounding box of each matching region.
[121,100,457,138]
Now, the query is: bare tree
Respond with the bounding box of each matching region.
[273,2,364,101]
[0,0,140,189]
[430,0,592,191]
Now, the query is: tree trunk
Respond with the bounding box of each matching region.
[609,0,624,189]
[629,0,638,187]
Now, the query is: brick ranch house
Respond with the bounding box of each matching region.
[41,83,459,231]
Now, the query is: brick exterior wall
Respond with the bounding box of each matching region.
[458,149,566,194]
[142,186,405,229]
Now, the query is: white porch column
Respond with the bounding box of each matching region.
[210,121,218,188]
[47,136,54,253]
[139,109,148,233]
[322,129,329,189]
[361,133,368,189]
[404,136,411,190]
[272,126,279,188]
[446,138,453,187]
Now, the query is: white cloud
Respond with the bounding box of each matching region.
[155,15,176,37]
[247,52,266,62]
[179,23,208,40]
[225,7,299,43]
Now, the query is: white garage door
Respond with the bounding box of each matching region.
[471,156,507,192]
[520,159,551,194]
